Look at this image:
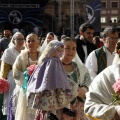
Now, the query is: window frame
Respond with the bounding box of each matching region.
[101,1,107,8]
[110,1,119,8]
[101,16,107,23]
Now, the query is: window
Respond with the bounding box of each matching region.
[111,17,118,22]
[101,17,106,23]
[101,2,107,8]
[111,2,119,8]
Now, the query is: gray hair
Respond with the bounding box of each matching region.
[101,27,118,38]
[9,32,24,48]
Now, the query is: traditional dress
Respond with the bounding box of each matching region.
[56,61,91,120]
[27,40,79,120]
[0,47,20,120]
[8,50,41,120]
[66,62,91,120]
[27,57,78,111]
[85,46,115,81]
[1,47,20,116]
[27,40,79,112]
[84,63,120,120]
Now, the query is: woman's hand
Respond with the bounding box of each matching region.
[77,87,86,99]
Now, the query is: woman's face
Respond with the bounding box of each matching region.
[26,35,40,52]
[50,46,63,58]
[62,41,76,61]
[14,34,25,48]
[47,34,54,43]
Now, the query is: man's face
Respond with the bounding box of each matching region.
[3,30,12,38]
[104,32,119,52]
[81,28,94,42]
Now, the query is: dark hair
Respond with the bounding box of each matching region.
[92,36,100,44]
[79,22,94,32]
[92,36,102,48]
[61,37,76,44]
[47,32,54,38]
[101,27,118,37]
[4,26,12,31]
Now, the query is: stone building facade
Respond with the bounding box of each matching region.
[43,0,86,35]
[101,0,120,32]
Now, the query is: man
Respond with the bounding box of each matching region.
[85,27,118,80]
[0,27,12,57]
[84,41,120,119]
[75,22,97,63]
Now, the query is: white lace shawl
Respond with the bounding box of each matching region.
[73,53,91,87]
[40,34,58,52]
[1,47,19,65]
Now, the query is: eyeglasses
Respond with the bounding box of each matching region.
[16,38,24,41]
[106,37,119,41]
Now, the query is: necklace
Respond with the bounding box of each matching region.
[62,62,72,66]
[28,52,39,66]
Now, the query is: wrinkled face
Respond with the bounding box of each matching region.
[14,34,25,48]
[47,34,54,43]
[62,41,76,61]
[81,28,94,42]
[104,32,119,51]
[4,30,12,38]
[50,46,63,58]
[26,35,40,52]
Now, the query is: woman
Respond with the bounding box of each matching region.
[60,37,91,120]
[84,41,120,120]
[92,36,103,48]
[0,32,24,120]
[8,33,41,120]
[28,39,78,110]
[40,32,58,52]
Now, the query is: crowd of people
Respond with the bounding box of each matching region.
[0,22,119,120]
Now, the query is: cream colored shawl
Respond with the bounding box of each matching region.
[85,63,120,120]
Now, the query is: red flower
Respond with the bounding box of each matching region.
[113,79,120,95]
[27,64,37,76]
[0,78,9,94]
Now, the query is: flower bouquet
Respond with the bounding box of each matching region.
[0,78,9,94]
[27,64,37,76]
[112,79,120,104]
[22,64,37,93]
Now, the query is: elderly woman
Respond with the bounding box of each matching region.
[60,37,91,120]
[8,33,41,120]
[0,32,25,120]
